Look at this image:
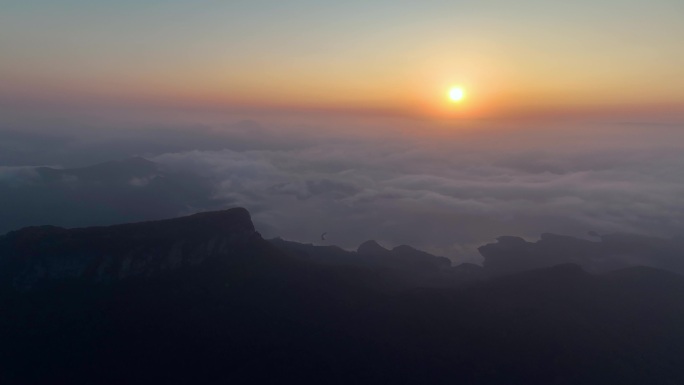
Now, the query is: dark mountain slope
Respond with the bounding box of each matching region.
[2,210,684,384]
[270,237,470,287]
[0,208,261,289]
[271,237,451,271]
[351,263,684,384]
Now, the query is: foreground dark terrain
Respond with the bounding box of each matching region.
[1,208,684,384]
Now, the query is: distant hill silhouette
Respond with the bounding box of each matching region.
[271,237,474,288]
[2,209,684,384]
[34,156,157,182]
[272,238,450,270]
[480,232,684,276]
[0,157,217,234]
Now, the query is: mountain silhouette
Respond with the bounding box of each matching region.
[35,156,158,183]
[357,239,390,255]
[0,208,261,289]
[1,209,684,384]
[479,232,684,276]
[0,157,217,235]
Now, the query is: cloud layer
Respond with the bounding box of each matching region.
[150,123,684,262]
[1,118,683,263]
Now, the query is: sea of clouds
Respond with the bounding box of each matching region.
[1,116,683,262]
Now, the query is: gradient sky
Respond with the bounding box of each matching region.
[2,0,684,120]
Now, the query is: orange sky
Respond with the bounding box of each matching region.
[2,1,683,123]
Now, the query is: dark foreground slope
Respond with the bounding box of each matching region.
[2,210,684,385]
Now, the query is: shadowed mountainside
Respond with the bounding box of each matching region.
[271,238,452,271]
[0,208,261,289]
[2,209,684,384]
[270,237,482,287]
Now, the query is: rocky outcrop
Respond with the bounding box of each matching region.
[0,208,262,289]
[357,240,391,256]
[356,240,452,270]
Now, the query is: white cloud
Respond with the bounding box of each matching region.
[149,123,684,263]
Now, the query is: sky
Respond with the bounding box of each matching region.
[1,1,684,262]
[2,0,684,121]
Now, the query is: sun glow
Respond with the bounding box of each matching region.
[449,87,466,103]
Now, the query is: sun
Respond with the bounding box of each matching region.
[448,87,465,103]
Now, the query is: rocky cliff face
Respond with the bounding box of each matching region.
[0,208,262,289]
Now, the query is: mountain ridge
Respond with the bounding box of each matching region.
[0,208,261,289]
[2,209,684,384]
